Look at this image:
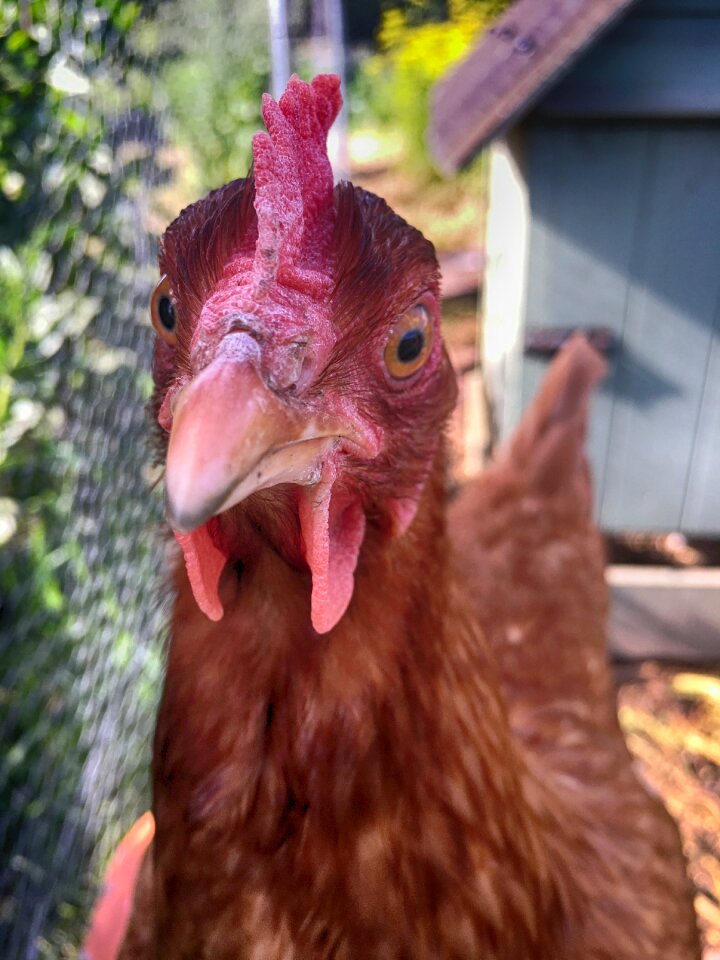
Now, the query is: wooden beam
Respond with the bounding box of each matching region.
[608,566,720,661]
[429,0,638,172]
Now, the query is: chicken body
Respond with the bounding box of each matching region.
[121,463,571,959]
[112,75,698,959]
[450,342,700,959]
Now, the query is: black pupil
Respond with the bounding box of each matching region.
[158,295,175,331]
[397,328,425,364]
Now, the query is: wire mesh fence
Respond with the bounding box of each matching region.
[0,6,166,956]
[0,0,272,954]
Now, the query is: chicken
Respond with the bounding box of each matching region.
[85,74,698,958]
[450,339,701,958]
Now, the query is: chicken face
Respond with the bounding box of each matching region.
[151,75,457,634]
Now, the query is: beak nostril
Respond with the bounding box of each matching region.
[293,340,317,390]
[212,321,314,393]
[225,313,265,341]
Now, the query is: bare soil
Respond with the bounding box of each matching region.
[618,666,720,958]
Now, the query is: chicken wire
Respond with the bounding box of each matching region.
[0,21,163,960]
[0,0,261,954]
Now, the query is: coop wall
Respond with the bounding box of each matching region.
[483,120,720,535]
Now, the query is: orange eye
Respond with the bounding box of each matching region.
[150,275,177,345]
[384,305,434,380]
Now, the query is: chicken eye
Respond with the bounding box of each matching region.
[150,275,177,345]
[384,305,433,380]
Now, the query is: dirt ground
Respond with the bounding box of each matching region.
[618,666,720,958]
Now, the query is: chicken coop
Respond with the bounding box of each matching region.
[431,0,720,659]
[432,0,720,534]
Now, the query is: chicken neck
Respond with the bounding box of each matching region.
[149,450,571,958]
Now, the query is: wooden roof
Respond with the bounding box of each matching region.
[429,0,639,172]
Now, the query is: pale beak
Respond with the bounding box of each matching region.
[165,357,365,533]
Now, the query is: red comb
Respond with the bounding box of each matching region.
[251,74,342,299]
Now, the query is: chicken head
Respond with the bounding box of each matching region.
[150,74,456,634]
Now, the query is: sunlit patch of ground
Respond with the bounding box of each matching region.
[618,666,720,958]
[349,126,487,254]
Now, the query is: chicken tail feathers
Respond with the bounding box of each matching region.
[82,811,155,960]
[500,335,607,508]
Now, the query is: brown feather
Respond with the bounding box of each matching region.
[449,337,700,959]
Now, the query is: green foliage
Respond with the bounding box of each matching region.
[0,0,150,626]
[0,1,273,952]
[0,1,164,954]
[354,0,510,178]
[157,0,270,194]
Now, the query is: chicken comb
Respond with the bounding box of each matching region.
[251,74,342,299]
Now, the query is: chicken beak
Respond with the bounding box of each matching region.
[165,357,357,534]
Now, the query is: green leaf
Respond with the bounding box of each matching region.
[6,30,30,52]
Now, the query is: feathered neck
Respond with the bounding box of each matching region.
[150,450,571,957]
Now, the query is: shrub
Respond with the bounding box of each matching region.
[157,0,270,194]
[0,3,165,954]
[354,0,508,178]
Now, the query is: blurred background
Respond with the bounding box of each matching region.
[0,0,718,956]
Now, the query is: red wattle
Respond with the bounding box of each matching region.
[299,465,365,634]
[174,520,227,621]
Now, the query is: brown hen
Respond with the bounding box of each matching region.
[85,74,698,960]
[451,338,700,958]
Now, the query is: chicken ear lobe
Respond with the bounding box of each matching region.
[299,463,365,634]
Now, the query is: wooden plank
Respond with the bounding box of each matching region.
[599,126,720,532]
[681,298,720,531]
[540,17,720,116]
[429,0,638,172]
[513,123,649,519]
[482,133,531,442]
[505,122,720,533]
[608,565,720,661]
[634,0,720,14]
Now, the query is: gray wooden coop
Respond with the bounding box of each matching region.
[431,0,720,537]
